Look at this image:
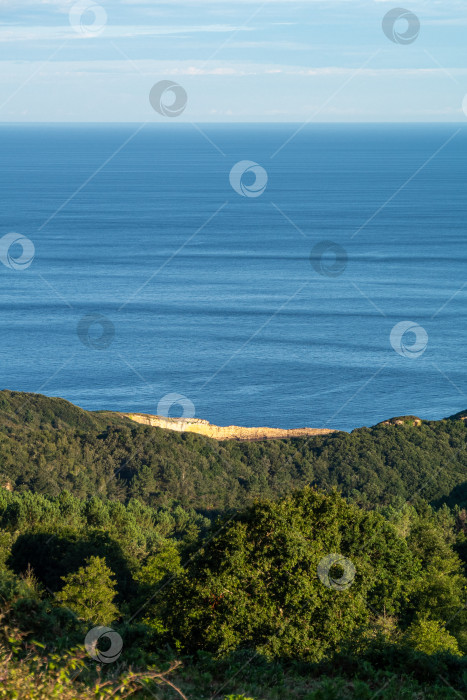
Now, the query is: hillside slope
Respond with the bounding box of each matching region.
[0,390,466,509]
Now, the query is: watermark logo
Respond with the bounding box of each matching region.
[77,313,115,350]
[310,241,347,278]
[149,81,187,118]
[317,554,356,591]
[229,161,268,198]
[461,94,467,117]
[69,1,107,37]
[390,321,428,359]
[0,233,35,271]
[157,393,195,419]
[85,626,123,663]
[382,7,420,45]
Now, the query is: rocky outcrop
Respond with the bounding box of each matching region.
[119,413,337,441]
[376,416,422,427]
[447,409,467,422]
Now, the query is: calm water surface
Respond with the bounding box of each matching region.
[0,123,466,431]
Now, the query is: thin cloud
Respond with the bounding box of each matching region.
[0,24,254,42]
[1,58,464,78]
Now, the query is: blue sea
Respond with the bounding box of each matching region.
[0,123,466,432]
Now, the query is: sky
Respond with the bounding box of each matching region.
[0,0,466,122]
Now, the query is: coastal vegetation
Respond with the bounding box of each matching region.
[0,390,466,697]
[0,390,466,511]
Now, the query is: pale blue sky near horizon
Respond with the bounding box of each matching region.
[1,0,467,122]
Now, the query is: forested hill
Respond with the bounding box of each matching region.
[0,389,466,510]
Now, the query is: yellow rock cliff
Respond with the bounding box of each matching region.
[119,413,337,441]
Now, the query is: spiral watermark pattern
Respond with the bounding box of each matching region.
[85,626,123,663]
[149,81,188,118]
[310,240,347,278]
[461,94,467,117]
[317,554,356,591]
[390,321,428,359]
[382,7,420,45]
[77,313,115,350]
[157,393,195,419]
[0,233,35,271]
[229,161,268,198]
[69,1,107,37]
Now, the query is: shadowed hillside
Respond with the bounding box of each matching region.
[0,390,466,510]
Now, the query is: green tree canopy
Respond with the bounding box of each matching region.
[164,488,420,661]
[55,556,119,625]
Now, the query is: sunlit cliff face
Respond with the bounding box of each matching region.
[119,413,337,441]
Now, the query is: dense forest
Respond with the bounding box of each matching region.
[0,390,466,698]
[0,390,466,510]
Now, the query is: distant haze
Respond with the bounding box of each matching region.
[0,0,466,122]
